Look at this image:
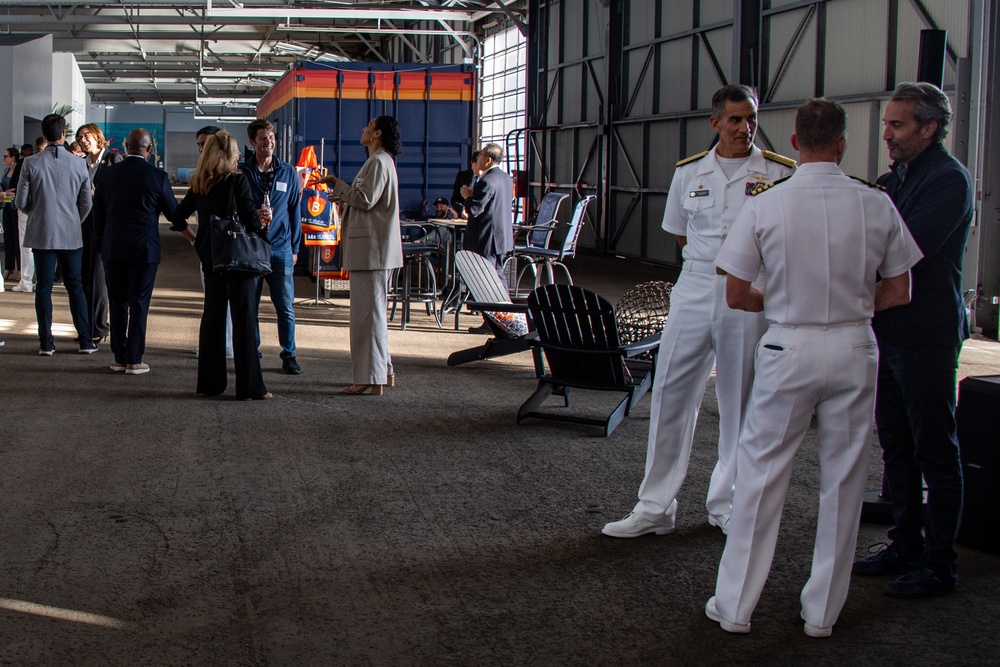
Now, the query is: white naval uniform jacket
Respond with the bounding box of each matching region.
[662,145,794,269]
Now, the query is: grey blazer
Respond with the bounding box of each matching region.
[333,147,403,272]
[15,145,92,250]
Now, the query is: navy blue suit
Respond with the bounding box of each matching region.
[93,155,178,365]
[872,142,974,575]
[463,166,513,285]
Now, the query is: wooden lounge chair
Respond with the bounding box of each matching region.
[517,283,660,437]
[446,250,541,368]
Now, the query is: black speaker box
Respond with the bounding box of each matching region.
[956,375,1000,554]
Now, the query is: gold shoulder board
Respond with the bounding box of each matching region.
[749,174,792,196]
[676,150,709,168]
[761,150,796,168]
[848,175,887,191]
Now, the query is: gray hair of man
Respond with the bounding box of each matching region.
[711,84,759,119]
[890,82,952,143]
[481,143,503,163]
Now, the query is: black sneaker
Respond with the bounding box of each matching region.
[282,357,302,374]
[852,542,920,576]
[78,339,98,354]
[884,567,957,598]
[39,343,55,356]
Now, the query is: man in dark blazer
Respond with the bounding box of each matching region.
[461,143,513,286]
[450,150,479,218]
[852,83,974,599]
[92,128,178,375]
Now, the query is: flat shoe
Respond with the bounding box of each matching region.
[343,384,384,396]
[386,373,395,387]
[240,392,274,401]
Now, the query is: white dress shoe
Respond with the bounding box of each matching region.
[601,511,674,538]
[708,512,731,535]
[705,596,751,634]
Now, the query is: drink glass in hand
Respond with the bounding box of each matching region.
[260,205,273,226]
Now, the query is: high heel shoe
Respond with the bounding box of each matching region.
[343,384,384,395]
[386,373,395,388]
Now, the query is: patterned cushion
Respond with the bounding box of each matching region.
[483,310,529,338]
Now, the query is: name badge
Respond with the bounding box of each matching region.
[276,181,288,192]
[689,190,709,197]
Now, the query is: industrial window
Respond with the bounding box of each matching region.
[480,26,526,173]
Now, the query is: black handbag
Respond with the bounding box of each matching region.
[209,177,272,276]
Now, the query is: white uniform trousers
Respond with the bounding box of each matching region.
[349,269,393,385]
[16,209,34,289]
[713,323,877,630]
[635,264,766,519]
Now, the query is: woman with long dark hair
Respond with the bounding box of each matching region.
[313,115,403,395]
[171,131,271,400]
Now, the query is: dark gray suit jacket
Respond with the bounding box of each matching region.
[463,166,513,260]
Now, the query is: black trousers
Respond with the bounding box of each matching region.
[2,204,19,272]
[198,267,267,399]
[82,215,110,339]
[104,259,157,365]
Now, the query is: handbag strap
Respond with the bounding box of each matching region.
[228,175,239,221]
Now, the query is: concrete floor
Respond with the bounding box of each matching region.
[1,229,998,665]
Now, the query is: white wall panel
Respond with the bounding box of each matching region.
[840,101,874,179]
[767,9,817,102]
[825,0,888,97]
[659,40,694,113]
[697,28,732,108]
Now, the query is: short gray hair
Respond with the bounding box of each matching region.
[711,84,759,119]
[481,143,503,163]
[890,82,952,143]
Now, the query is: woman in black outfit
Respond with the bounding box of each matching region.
[1,147,20,280]
[171,131,271,401]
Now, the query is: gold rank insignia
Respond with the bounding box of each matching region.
[848,175,887,190]
[749,175,791,196]
[761,150,797,167]
[676,150,709,167]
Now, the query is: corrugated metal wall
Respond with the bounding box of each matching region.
[528,0,980,277]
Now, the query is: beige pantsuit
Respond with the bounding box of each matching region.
[332,147,403,385]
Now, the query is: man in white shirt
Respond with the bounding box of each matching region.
[705,98,921,638]
[603,84,794,539]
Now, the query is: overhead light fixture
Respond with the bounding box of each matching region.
[193,115,259,122]
[104,105,115,109]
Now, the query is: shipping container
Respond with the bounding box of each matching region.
[257,60,477,222]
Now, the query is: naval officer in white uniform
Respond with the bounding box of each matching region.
[603,84,794,539]
[705,98,921,637]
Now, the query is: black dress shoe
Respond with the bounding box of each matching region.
[884,567,957,598]
[852,543,920,576]
[282,357,302,374]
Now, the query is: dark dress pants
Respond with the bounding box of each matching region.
[199,267,267,399]
[875,342,964,575]
[2,205,19,272]
[104,259,157,365]
[33,248,90,346]
[82,215,110,339]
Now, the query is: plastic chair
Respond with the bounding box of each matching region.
[514,195,594,289]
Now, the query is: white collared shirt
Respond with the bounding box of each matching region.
[662,145,794,265]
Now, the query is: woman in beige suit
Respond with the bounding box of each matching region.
[315,116,403,395]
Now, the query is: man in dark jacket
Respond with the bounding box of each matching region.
[852,82,974,599]
[460,143,513,286]
[92,128,178,374]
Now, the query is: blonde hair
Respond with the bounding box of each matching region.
[190,130,241,195]
[76,123,108,151]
